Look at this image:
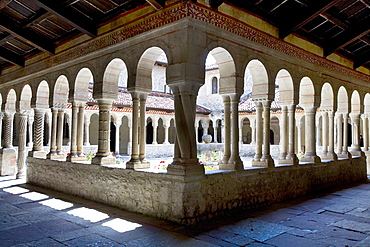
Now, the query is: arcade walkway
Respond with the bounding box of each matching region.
[1,175,370,247]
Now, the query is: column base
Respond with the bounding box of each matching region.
[167,159,205,180]
[284,154,299,166]
[219,156,243,170]
[320,152,338,161]
[47,152,66,160]
[91,155,116,165]
[126,160,150,169]
[28,150,47,159]
[0,148,16,176]
[337,151,352,159]
[300,154,321,164]
[252,157,274,168]
[350,150,365,158]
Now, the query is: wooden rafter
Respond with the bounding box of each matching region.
[146,0,165,10]
[354,50,370,69]
[30,0,97,37]
[0,12,54,54]
[0,46,24,67]
[279,0,342,39]
[324,15,370,57]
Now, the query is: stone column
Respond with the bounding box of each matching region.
[321,111,328,156]
[350,113,363,157]
[127,125,132,156]
[213,126,218,143]
[127,94,140,167]
[84,116,90,146]
[316,121,322,146]
[220,95,231,167]
[363,115,369,151]
[77,104,84,157]
[16,112,28,178]
[139,94,149,167]
[152,120,158,145]
[287,104,298,165]
[56,109,64,155]
[163,125,169,144]
[115,122,120,154]
[253,101,263,164]
[27,116,33,147]
[342,113,351,158]
[300,107,321,163]
[67,102,78,160]
[3,112,14,148]
[0,112,3,148]
[327,110,337,160]
[262,100,274,167]
[227,94,243,170]
[28,108,47,158]
[47,107,58,158]
[239,126,243,144]
[91,99,115,165]
[278,105,288,163]
[297,118,303,154]
[336,113,343,155]
[250,118,256,145]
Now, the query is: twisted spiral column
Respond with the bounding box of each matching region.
[3,112,13,148]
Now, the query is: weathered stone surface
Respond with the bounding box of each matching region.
[27,156,366,225]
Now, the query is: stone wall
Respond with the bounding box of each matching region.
[27,157,367,225]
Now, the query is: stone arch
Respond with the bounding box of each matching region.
[157,117,165,144]
[246,59,271,100]
[337,86,349,113]
[72,68,93,102]
[36,80,50,109]
[5,89,17,112]
[146,117,153,144]
[275,69,294,106]
[169,118,175,144]
[209,47,237,94]
[271,116,280,145]
[131,47,166,93]
[53,75,69,107]
[351,90,361,114]
[299,77,316,109]
[320,83,334,111]
[364,93,370,114]
[19,85,32,111]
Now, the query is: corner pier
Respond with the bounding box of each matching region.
[27,157,367,225]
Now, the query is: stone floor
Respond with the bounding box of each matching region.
[1,176,370,247]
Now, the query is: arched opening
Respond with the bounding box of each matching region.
[197,120,203,143]
[157,118,165,144]
[211,77,218,94]
[63,113,70,145]
[119,116,129,154]
[271,116,280,145]
[146,118,153,144]
[216,119,222,143]
[209,120,214,142]
[242,118,251,144]
[169,118,175,144]
[110,121,116,153]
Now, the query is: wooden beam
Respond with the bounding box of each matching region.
[324,15,370,57]
[209,0,224,9]
[0,12,54,54]
[30,0,97,37]
[279,0,342,39]
[0,0,12,9]
[354,50,370,69]
[0,47,24,67]
[146,0,165,10]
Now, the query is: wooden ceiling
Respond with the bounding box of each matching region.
[0,0,369,73]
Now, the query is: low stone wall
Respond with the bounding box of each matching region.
[27,156,367,225]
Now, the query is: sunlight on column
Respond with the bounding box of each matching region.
[20,192,49,201]
[67,207,109,222]
[102,218,142,233]
[3,186,29,194]
[39,198,74,210]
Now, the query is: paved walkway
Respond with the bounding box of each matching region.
[1,176,370,247]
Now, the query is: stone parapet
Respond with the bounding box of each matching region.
[27,156,367,225]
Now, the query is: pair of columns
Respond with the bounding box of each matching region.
[251,100,275,168]
[319,111,337,160]
[126,92,150,169]
[219,94,243,170]
[47,107,66,159]
[278,105,298,165]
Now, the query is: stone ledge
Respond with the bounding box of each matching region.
[27,156,367,225]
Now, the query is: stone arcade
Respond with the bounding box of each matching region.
[0,1,369,224]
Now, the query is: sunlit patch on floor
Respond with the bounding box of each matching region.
[3,186,29,194]
[20,191,49,201]
[102,218,142,233]
[67,207,109,222]
[39,198,74,210]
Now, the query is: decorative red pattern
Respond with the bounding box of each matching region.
[45,2,370,85]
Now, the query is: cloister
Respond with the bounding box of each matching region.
[0,1,369,224]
